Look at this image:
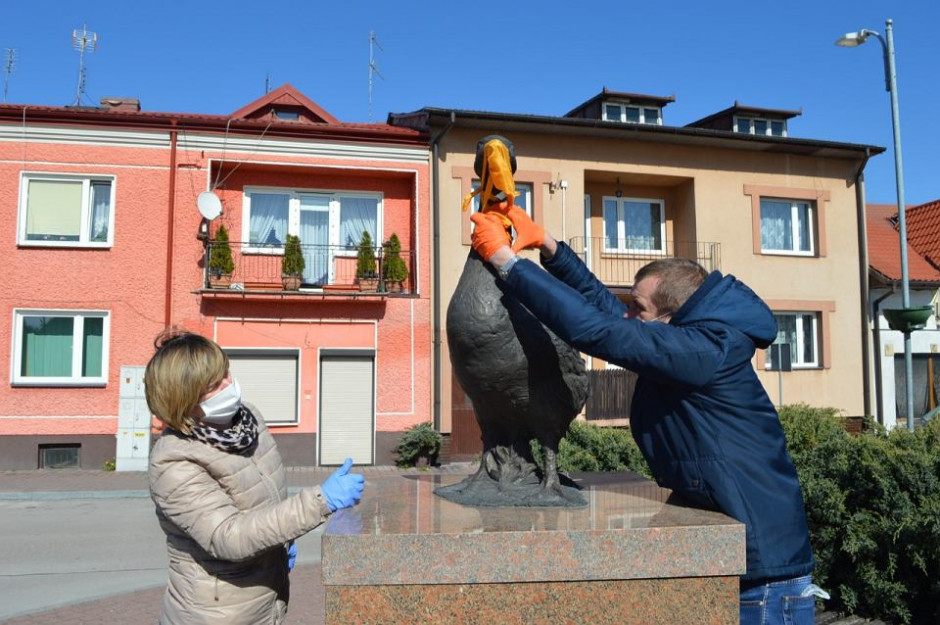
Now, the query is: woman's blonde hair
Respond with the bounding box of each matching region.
[144,329,228,434]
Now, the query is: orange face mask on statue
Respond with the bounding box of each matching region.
[461,137,519,230]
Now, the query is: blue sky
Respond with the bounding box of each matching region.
[2,0,937,205]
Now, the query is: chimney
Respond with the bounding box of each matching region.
[99,97,141,112]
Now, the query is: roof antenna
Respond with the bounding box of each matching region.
[72,23,97,106]
[2,49,15,103]
[368,31,384,122]
[265,73,270,94]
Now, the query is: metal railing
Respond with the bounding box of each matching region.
[567,237,721,287]
[203,240,417,293]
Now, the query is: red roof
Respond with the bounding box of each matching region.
[867,202,940,284]
[905,199,940,270]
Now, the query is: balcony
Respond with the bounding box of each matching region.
[200,240,417,297]
[567,237,721,287]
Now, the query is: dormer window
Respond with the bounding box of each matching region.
[274,108,300,121]
[603,103,662,125]
[734,116,787,137]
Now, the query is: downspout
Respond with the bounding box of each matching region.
[430,112,456,430]
[855,148,872,418]
[164,120,179,328]
[871,288,894,425]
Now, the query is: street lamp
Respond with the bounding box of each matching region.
[836,19,915,431]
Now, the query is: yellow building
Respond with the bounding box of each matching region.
[390,89,884,456]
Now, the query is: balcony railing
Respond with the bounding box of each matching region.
[203,240,417,294]
[567,237,721,287]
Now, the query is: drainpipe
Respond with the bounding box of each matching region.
[164,121,179,328]
[430,112,456,430]
[871,288,894,425]
[855,148,872,418]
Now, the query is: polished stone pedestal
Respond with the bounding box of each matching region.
[321,472,745,624]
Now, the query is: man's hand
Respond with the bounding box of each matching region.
[503,206,545,253]
[470,212,511,261]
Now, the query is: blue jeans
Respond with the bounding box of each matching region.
[739,575,826,625]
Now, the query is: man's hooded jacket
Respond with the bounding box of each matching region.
[503,242,814,582]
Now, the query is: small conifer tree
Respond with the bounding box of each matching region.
[208,224,235,276]
[281,234,305,276]
[356,230,377,278]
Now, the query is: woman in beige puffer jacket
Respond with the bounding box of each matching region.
[145,331,363,625]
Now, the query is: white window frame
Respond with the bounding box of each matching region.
[602,196,666,254]
[767,312,819,369]
[242,186,383,256]
[18,172,116,248]
[734,116,788,137]
[11,309,110,386]
[602,103,663,126]
[468,180,534,233]
[759,198,815,256]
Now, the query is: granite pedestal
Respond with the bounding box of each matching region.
[321,471,745,624]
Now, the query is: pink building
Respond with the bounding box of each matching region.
[0,85,431,469]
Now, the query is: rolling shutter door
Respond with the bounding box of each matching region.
[227,351,299,424]
[319,354,374,465]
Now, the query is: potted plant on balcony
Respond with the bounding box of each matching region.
[382,233,408,294]
[281,234,305,291]
[207,224,235,288]
[356,230,379,291]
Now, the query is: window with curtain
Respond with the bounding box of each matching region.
[13,310,109,385]
[20,175,114,246]
[766,312,818,369]
[243,188,383,284]
[602,197,665,253]
[760,199,814,254]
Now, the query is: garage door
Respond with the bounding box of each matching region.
[319,353,374,466]
[226,351,299,425]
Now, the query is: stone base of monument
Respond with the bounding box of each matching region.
[321,471,745,625]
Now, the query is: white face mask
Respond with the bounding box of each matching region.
[199,377,242,424]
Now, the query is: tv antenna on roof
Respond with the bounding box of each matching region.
[368,31,384,122]
[2,49,15,103]
[72,23,97,106]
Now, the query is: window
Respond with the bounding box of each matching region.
[767,312,818,369]
[19,174,115,246]
[244,188,381,250]
[734,116,787,137]
[274,109,300,120]
[12,310,110,386]
[39,444,80,469]
[603,103,662,125]
[468,181,533,236]
[602,197,665,253]
[760,199,814,255]
[243,188,382,286]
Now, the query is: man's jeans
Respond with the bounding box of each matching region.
[739,575,829,625]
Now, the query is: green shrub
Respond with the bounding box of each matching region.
[356,231,377,279]
[382,233,408,283]
[532,421,652,479]
[208,224,235,276]
[281,234,305,276]
[780,403,940,624]
[394,422,442,468]
[102,458,116,471]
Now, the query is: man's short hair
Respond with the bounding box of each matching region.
[634,258,708,316]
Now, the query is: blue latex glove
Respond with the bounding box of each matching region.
[287,542,297,571]
[321,457,365,512]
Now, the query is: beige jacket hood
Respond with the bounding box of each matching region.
[149,404,331,625]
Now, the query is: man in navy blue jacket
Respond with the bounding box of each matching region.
[470,205,824,624]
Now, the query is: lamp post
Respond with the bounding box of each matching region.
[836,19,914,431]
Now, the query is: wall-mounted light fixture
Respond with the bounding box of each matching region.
[614,177,623,198]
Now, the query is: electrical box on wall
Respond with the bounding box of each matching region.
[116,365,151,471]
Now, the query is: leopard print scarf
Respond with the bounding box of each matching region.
[189,405,259,454]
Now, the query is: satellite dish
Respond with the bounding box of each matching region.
[197,191,222,220]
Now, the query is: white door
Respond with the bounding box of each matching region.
[319,353,374,465]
